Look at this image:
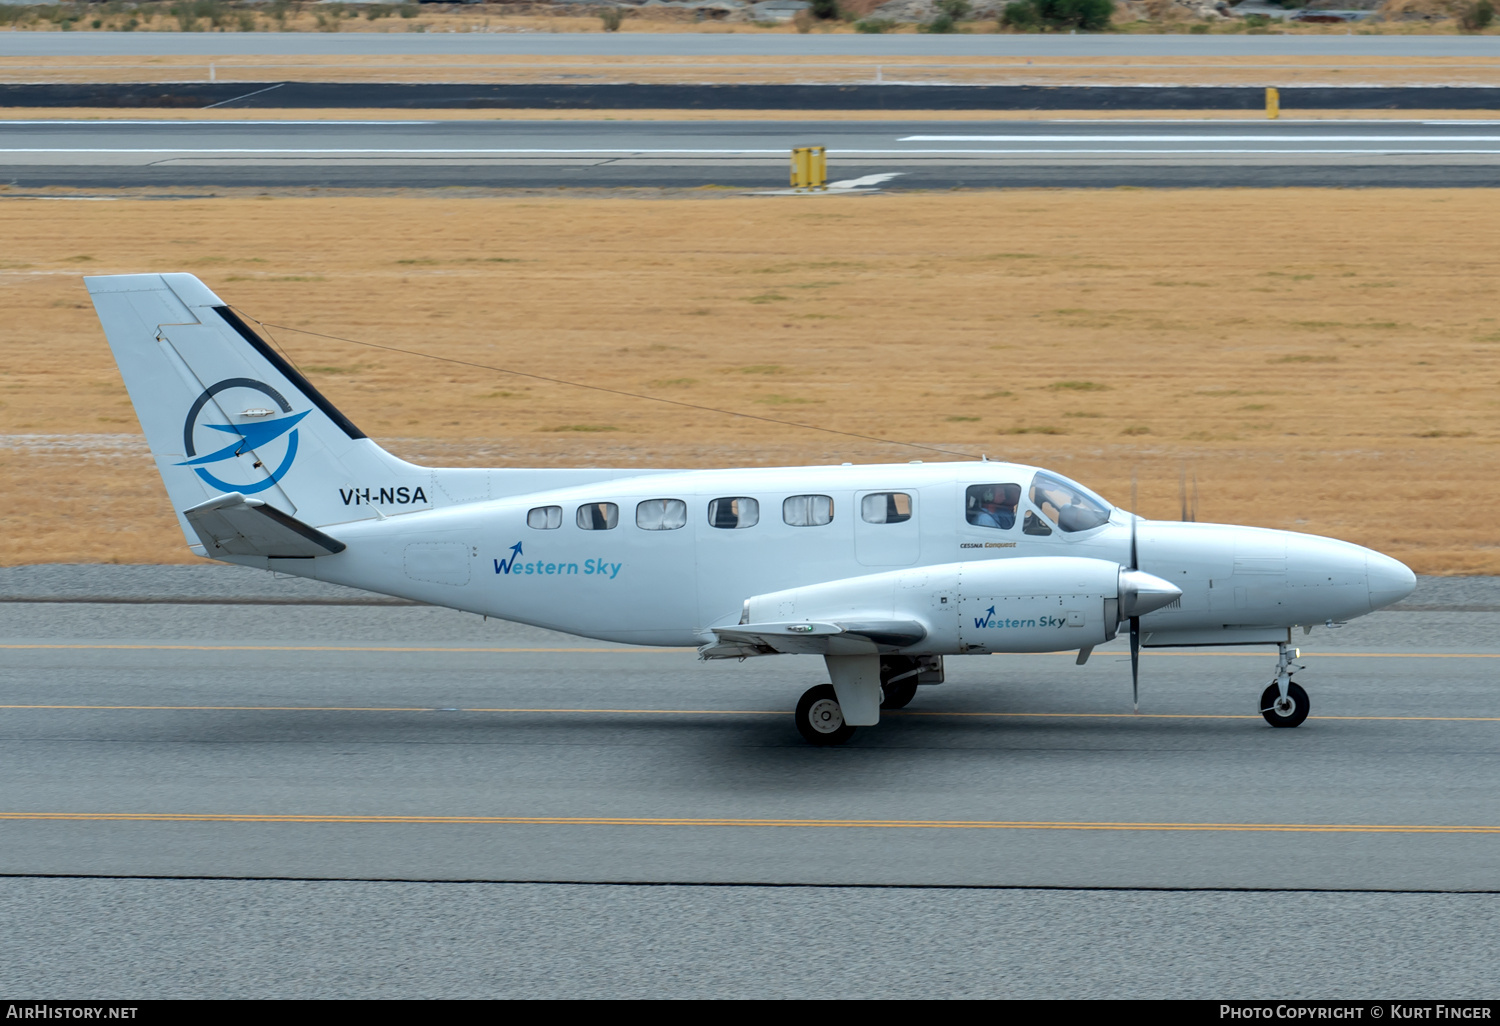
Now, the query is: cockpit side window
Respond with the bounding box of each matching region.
[965,483,1020,530]
[1028,472,1112,533]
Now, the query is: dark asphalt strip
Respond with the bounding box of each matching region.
[5,82,1500,111]
[6,162,1500,190]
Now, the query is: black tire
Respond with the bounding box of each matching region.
[879,656,920,710]
[880,678,919,710]
[1260,681,1310,728]
[796,683,857,746]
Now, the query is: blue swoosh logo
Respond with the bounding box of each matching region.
[177,411,310,467]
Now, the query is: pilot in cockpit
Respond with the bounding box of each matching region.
[970,485,1019,530]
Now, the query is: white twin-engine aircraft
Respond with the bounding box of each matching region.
[89,273,1417,745]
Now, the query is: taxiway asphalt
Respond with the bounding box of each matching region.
[3,568,1498,996]
[5,116,1500,188]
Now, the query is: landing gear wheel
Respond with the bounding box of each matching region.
[880,678,919,710]
[1260,681,1310,728]
[796,683,857,746]
[879,656,920,710]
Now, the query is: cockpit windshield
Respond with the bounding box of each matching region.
[1028,472,1112,533]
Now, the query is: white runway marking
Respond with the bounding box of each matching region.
[900,134,1500,142]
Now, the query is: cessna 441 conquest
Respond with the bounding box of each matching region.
[88,273,1416,745]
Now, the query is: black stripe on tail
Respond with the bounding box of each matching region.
[214,306,367,441]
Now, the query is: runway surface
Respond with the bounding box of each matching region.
[6,116,1500,189]
[4,32,1500,59]
[3,566,1498,995]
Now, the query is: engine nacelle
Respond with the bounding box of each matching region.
[740,557,1180,656]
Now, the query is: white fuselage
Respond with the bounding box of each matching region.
[254,459,1412,650]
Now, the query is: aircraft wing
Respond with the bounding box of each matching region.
[183,492,346,559]
[702,620,927,659]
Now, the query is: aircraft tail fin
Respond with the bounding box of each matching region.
[87,273,437,551]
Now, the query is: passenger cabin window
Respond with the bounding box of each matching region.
[861,492,913,525]
[709,497,759,529]
[1028,472,1112,533]
[783,494,834,527]
[965,484,1020,530]
[576,502,619,531]
[636,498,687,531]
[527,505,563,530]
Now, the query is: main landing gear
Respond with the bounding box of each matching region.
[796,683,856,746]
[1260,642,1310,728]
[794,655,942,746]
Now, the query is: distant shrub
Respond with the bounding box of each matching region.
[922,12,956,29]
[855,16,896,29]
[1459,0,1495,30]
[810,0,841,18]
[1001,0,1114,30]
[792,8,814,30]
[1000,0,1040,26]
[600,7,624,30]
[169,0,231,32]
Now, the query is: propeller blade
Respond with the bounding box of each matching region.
[1192,468,1199,523]
[1130,616,1140,712]
[1129,508,1138,572]
[1179,462,1188,522]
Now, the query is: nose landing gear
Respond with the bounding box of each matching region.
[1260,642,1310,728]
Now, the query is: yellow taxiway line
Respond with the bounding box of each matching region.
[2,811,1497,835]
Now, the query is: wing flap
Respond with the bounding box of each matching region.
[183,492,345,559]
[702,620,927,659]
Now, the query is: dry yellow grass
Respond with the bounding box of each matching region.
[2,188,1497,572]
[7,53,1500,88]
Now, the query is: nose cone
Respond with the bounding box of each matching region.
[1119,569,1183,618]
[1367,551,1416,612]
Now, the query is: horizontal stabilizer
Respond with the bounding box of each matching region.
[183,492,346,559]
[703,620,926,659]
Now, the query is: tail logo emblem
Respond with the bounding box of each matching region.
[177,377,308,495]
